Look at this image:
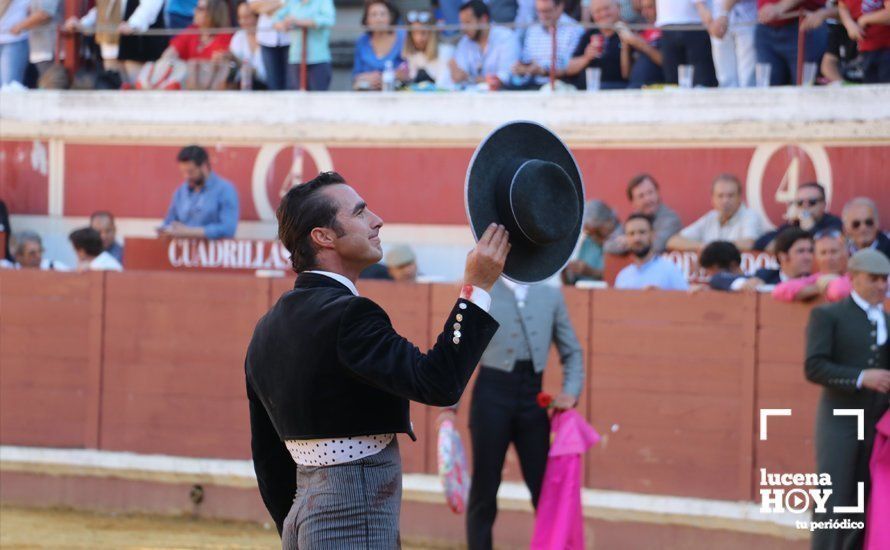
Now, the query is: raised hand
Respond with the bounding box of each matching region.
[464,223,510,291]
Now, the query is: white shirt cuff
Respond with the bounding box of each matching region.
[856,371,865,390]
[461,286,491,312]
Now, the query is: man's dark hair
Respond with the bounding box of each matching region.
[177,145,210,167]
[699,241,742,270]
[277,172,347,273]
[624,212,654,228]
[626,173,658,201]
[90,210,115,223]
[459,0,490,18]
[774,227,812,257]
[798,182,826,200]
[69,227,104,257]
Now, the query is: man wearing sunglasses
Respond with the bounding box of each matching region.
[843,196,890,261]
[754,182,843,251]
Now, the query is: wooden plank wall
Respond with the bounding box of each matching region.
[0,270,836,503]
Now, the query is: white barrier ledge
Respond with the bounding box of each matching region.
[1,445,803,538]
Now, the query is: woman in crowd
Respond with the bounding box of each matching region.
[271,0,334,90]
[402,8,453,88]
[229,1,267,88]
[352,0,405,90]
[63,0,167,85]
[160,0,233,89]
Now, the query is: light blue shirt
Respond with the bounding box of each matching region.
[162,172,239,239]
[615,255,689,291]
[352,31,406,76]
[272,0,335,65]
[165,0,196,17]
[452,25,519,85]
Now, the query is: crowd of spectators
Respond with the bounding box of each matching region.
[1,0,888,89]
[563,174,888,304]
[1,143,886,307]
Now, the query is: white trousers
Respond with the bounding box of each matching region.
[710,22,756,87]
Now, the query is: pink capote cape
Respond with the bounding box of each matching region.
[865,409,890,550]
[530,409,601,550]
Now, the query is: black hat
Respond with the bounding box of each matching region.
[464,121,585,284]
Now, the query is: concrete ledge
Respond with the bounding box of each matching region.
[2,87,888,143]
[0,446,805,540]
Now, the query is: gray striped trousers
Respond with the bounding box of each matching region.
[282,437,402,549]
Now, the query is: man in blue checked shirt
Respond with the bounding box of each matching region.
[159,145,239,240]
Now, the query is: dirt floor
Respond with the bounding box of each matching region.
[0,506,455,549]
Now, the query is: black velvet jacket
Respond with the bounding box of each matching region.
[245,272,499,533]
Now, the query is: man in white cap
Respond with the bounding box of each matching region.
[805,248,890,550]
[385,244,418,282]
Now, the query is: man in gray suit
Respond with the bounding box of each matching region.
[446,277,584,550]
[805,249,890,550]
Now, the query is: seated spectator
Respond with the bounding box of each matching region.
[618,0,664,88]
[385,244,418,281]
[772,229,852,302]
[9,0,64,79]
[755,0,828,86]
[69,228,123,272]
[402,9,454,88]
[843,197,890,259]
[0,200,11,261]
[565,0,628,89]
[656,0,718,86]
[449,0,520,89]
[511,0,584,88]
[695,0,757,87]
[271,0,335,90]
[839,0,890,83]
[810,1,857,84]
[667,173,767,252]
[0,230,70,270]
[90,211,124,264]
[562,199,619,284]
[753,227,813,285]
[605,173,683,255]
[159,0,233,90]
[63,0,167,85]
[352,0,405,91]
[228,0,268,89]
[754,182,843,251]
[159,145,239,239]
[615,213,689,290]
[699,240,761,291]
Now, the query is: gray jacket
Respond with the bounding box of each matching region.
[479,280,585,398]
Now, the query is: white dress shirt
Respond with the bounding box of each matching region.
[851,290,886,389]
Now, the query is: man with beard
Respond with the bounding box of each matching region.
[449,0,520,88]
[158,145,239,239]
[614,213,688,290]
